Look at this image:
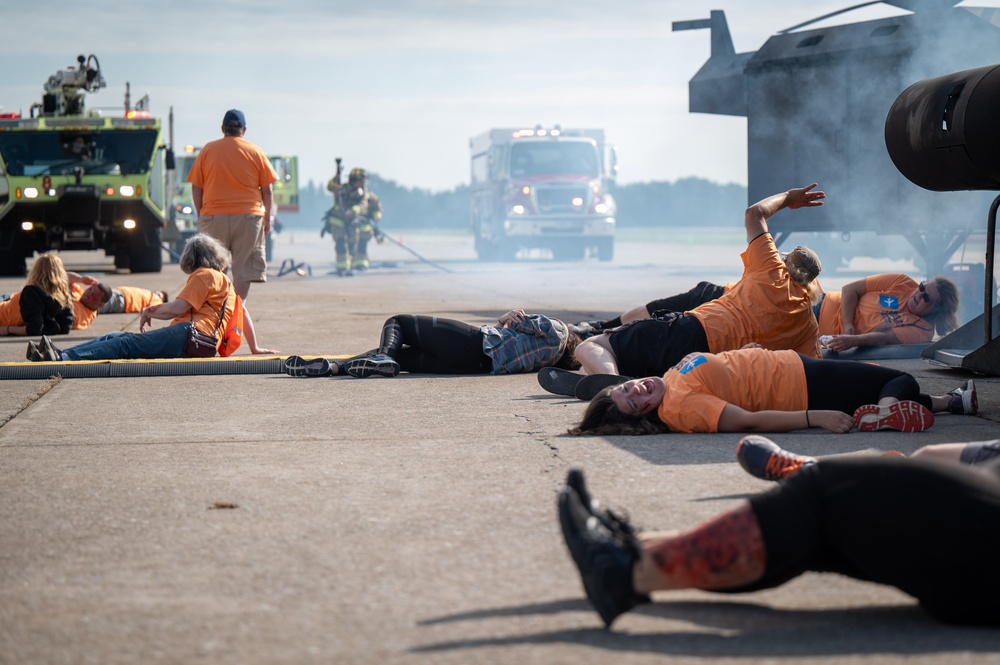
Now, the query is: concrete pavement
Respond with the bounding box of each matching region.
[1,234,999,664]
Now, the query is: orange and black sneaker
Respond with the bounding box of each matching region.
[736,435,816,482]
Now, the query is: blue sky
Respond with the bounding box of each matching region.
[1,1,995,191]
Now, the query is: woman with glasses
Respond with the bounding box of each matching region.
[820,274,958,352]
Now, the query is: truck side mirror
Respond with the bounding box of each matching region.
[164,147,175,171]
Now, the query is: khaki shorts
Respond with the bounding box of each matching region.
[198,213,267,283]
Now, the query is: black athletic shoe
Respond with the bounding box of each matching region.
[283,355,333,377]
[558,486,650,628]
[538,367,584,396]
[39,335,62,362]
[566,467,639,541]
[736,435,816,481]
[26,341,44,362]
[342,353,400,378]
[574,373,631,401]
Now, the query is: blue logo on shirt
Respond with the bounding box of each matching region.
[677,354,708,374]
[879,294,899,310]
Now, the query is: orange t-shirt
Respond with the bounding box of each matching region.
[170,268,235,342]
[690,234,821,358]
[187,136,278,216]
[119,286,164,313]
[657,348,809,433]
[70,283,99,330]
[817,274,933,344]
[0,293,23,327]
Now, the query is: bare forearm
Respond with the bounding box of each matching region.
[192,186,204,216]
[576,338,619,375]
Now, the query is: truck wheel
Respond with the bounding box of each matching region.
[477,237,509,261]
[0,250,26,276]
[129,232,163,273]
[597,238,614,262]
[500,240,519,262]
[0,236,27,276]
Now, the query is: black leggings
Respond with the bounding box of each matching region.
[742,457,1000,625]
[646,281,726,316]
[387,315,492,374]
[799,354,932,413]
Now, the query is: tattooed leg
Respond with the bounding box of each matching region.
[633,502,766,593]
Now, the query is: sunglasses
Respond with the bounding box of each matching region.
[918,282,932,303]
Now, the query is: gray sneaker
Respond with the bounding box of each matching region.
[948,380,978,415]
[342,353,399,378]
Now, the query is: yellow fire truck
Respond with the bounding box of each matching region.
[0,55,168,275]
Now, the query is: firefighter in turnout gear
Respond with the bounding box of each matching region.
[324,164,384,276]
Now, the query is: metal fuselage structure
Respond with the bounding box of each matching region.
[673,2,1000,276]
[0,55,166,275]
[469,127,618,261]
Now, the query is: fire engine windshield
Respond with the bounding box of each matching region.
[0,129,158,177]
[509,140,600,178]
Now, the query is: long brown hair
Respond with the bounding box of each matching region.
[550,331,583,370]
[927,276,959,335]
[25,253,70,308]
[568,386,670,436]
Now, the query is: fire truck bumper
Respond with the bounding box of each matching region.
[503,215,615,237]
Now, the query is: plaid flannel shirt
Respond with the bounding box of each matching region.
[480,314,568,374]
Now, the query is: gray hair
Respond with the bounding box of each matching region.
[179,233,232,274]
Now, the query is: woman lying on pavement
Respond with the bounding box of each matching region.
[570,346,976,435]
[26,234,251,362]
[284,309,582,378]
[558,458,1000,628]
[574,184,824,378]
[0,253,74,338]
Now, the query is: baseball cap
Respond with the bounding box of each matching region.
[223,109,246,128]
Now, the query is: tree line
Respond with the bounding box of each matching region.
[277,175,748,232]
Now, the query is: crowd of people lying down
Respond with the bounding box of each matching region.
[9,182,992,629]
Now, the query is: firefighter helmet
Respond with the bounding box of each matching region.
[348,168,367,183]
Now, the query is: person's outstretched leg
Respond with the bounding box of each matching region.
[559,469,767,628]
[392,315,491,374]
[633,503,766,593]
[377,317,403,357]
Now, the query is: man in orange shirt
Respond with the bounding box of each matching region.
[574,184,824,378]
[188,109,278,354]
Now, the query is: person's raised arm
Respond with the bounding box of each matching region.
[744,183,825,244]
[66,271,98,286]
